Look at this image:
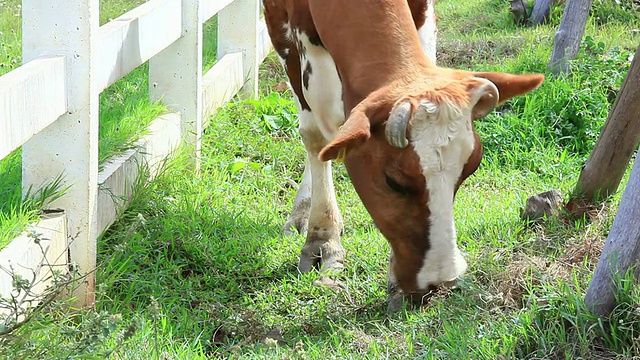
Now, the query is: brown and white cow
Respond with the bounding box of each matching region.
[263,0,544,308]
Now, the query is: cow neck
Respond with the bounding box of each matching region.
[309,0,433,111]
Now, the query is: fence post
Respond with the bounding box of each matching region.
[21,0,100,307]
[218,0,260,98]
[149,0,203,164]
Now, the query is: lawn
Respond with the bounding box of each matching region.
[1,0,640,358]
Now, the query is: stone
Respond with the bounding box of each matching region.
[520,189,564,223]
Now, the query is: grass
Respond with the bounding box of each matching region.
[2,0,640,358]
[0,0,218,249]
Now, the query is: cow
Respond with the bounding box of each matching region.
[262,0,544,309]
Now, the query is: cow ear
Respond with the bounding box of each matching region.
[468,77,499,120]
[319,110,370,161]
[472,72,544,105]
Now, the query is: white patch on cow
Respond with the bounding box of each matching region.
[387,249,398,285]
[293,97,339,234]
[283,22,294,42]
[410,99,473,289]
[298,107,343,260]
[295,30,344,141]
[417,0,437,62]
[281,105,314,235]
[277,52,287,70]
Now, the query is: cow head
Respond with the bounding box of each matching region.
[319,70,544,301]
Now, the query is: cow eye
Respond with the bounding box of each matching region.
[385,173,413,196]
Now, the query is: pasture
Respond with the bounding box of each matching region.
[1,0,640,358]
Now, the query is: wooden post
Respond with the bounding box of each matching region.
[149,0,204,163]
[584,145,640,316]
[21,0,100,307]
[529,0,555,26]
[567,46,640,207]
[217,0,260,98]
[548,0,594,74]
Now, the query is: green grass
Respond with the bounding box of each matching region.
[2,0,640,358]
[0,0,218,248]
[0,0,21,76]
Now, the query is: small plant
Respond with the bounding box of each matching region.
[246,92,299,137]
[0,211,139,359]
[227,157,268,176]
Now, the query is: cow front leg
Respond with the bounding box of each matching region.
[297,112,345,274]
[298,156,345,273]
[282,158,312,236]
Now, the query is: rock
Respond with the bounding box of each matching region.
[509,0,528,25]
[265,328,286,346]
[520,189,564,223]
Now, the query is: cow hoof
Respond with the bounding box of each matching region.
[313,276,346,291]
[297,254,345,274]
[298,255,320,273]
[282,217,309,237]
[442,278,459,289]
[298,238,345,273]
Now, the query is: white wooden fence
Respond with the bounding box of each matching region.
[0,0,271,308]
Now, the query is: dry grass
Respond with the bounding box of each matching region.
[494,210,607,309]
[437,37,525,69]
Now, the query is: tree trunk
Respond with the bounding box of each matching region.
[529,0,555,26]
[584,145,640,317]
[548,0,594,74]
[568,46,640,208]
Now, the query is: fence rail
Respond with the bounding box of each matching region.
[0,0,270,309]
[97,0,182,91]
[0,56,67,159]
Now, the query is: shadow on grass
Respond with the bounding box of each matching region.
[96,168,394,352]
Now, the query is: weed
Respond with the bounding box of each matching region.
[247,91,299,138]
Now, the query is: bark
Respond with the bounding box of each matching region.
[584,145,640,316]
[548,0,595,74]
[568,46,640,206]
[528,0,555,26]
